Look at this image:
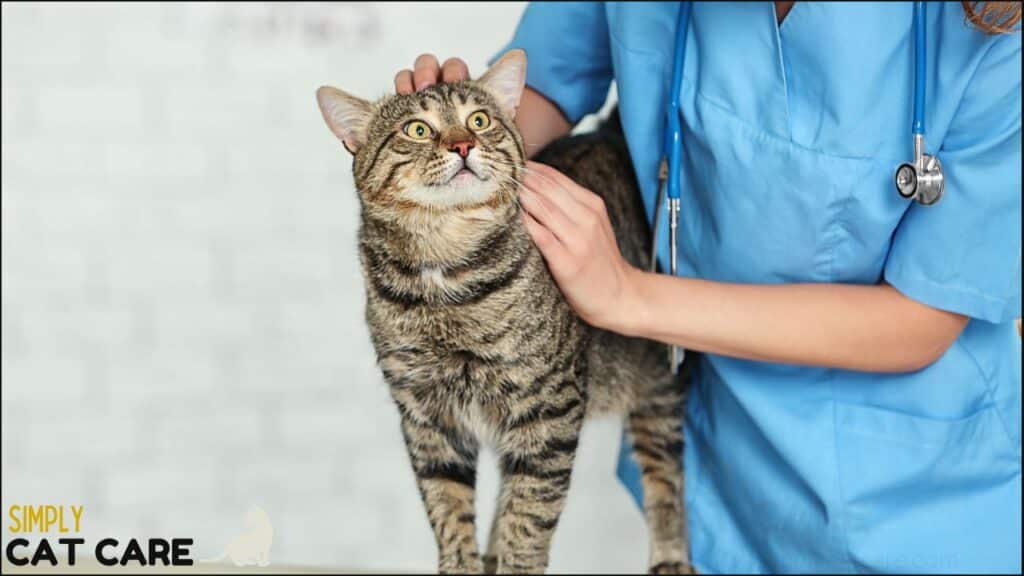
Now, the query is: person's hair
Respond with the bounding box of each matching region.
[963,1,1021,34]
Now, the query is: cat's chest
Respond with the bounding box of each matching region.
[372,290,562,392]
[389,299,528,363]
[368,250,550,352]
[411,265,481,303]
[418,265,451,291]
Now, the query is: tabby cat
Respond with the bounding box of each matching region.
[317,50,691,574]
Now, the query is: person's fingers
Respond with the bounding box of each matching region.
[523,168,588,224]
[413,53,441,91]
[527,161,600,211]
[394,69,415,94]
[519,185,578,246]
[441,58,470,83]
[526,161,577,189]
[521,211,571,270]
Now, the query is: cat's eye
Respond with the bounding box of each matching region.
[467,111,491,132]
[403,120,434,141]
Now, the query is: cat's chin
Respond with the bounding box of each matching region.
[400,178,504,210]
[449,169,487,190]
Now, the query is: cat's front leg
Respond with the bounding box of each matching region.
[396,402,483,574]
[493,386,585,574]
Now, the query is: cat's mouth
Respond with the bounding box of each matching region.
[403,159,502,209]
[446,163,483,185]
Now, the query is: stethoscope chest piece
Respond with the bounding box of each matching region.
[895,1,944,207]
[654,1,944,374]
[895,138,945,206]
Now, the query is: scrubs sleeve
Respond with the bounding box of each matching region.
[492,2,613,123]
[884,33,1022,324]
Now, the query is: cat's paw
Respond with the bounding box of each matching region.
[438,554,484,575]
[649,561,697,575]
[439,564,485,575]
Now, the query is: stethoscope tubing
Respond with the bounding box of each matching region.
[650,1,691,274]
[654,1,932,267]
[650,1,936,369]
[913,1,926,136]
[666,1,690,203]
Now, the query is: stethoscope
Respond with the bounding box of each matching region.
[651,1,944,373]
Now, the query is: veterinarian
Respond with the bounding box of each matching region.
[393,2,1021,572]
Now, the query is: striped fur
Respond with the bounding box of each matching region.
[333,80,692,574]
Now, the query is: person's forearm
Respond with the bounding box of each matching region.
[516,154,969,374]
[618,271,968,373]
[515,87,571,158]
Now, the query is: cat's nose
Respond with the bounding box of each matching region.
[448,140,475,158]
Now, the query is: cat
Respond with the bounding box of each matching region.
[317,50,692,574]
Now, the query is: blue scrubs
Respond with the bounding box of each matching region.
[499,2,1021,573]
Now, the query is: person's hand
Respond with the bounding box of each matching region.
[394,54,470,94]
[518,161,645,333]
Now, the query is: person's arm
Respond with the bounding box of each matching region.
[518,162,969,373]
[394,55,570,157]
[625,273,967,373]
[514,88,571,158]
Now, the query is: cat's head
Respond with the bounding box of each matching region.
[317,50,527,216]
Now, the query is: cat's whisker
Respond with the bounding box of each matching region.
[477,172,527,210]
[482,160,578,200]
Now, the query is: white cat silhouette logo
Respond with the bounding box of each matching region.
[203,505,273,567]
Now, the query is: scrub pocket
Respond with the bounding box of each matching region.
[835,400,1021,574]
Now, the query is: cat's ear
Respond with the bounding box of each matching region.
[478,49,527,119]
[317,86,373,154]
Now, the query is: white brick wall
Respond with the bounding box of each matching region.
[2,2,648,572]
